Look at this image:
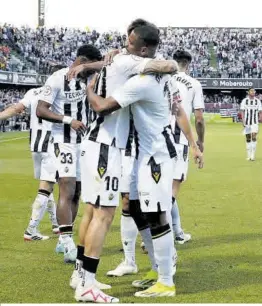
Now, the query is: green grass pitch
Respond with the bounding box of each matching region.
[0,123,262,303]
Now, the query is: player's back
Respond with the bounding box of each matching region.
[87,52,151,149]
[170,72,204,145]
[21,88,53,153]
[126,74,176,164]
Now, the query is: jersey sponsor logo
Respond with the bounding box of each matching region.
[43,85,52,96]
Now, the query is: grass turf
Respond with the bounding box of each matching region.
[0,123,262,303]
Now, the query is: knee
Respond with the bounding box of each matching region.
[121,193,130,211]
[94,208,115,229]
[59,178,75,202]
[252,135,257,142]
[145,211,168,228]
[246,135,251,142]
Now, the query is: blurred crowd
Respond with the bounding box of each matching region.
[0,24,262,78]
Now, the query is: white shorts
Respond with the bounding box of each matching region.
[120,151,135,193]
[54,142,81,181]
[173,144,189,182]
[32,151,56,183]
[243,125,259,135]
[80,140,121,207]
[130,156,173,213]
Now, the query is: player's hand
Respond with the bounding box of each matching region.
[87,73,98,92]
[196,140,204,153]
[191,144,204,169]
[70,119,86,136]
[66,64,86,81]
[104,49,120,65]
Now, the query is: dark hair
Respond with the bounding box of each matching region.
[127,19,159,36]
[50,64,67,74]
[133,25,160,47]
[248,87,255,91]
[173,50,192,65]
[77,44,102,61]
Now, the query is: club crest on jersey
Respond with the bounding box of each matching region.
[152,172,161,184]
[144,200,149,206]
[54,145,60,157]
[109,193,114,201]
[98,166,106,179]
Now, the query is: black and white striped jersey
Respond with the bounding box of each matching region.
[20,88,53,153]
[240,97,262,126]
[40,67,87,144]
[85,51,151,149]
[170,72,204,146]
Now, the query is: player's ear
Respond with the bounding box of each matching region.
[140,47,148,57]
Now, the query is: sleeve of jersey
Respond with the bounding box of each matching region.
[258,100,262,111]
[193,82,205,110]
[124,55,152,76]
[240,100,245,110]
[111,76,146,108]
[20,91,32,108]
[40,74,60,105]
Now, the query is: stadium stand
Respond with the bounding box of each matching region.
[0,24,262,77]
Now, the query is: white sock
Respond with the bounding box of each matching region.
[167,209,178,268]
[152,224,174,287]
[171,197,183,236]
[251,141,257,157]
[140,227,157,271]
[246,142,252,158]
[83,270,95,287]
[47,193,58,226]
[121,212,138,265]
[27,190,50,233]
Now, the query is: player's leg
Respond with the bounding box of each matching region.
[245,132,252,160]
[107,154,139,276]
[24,152,55,241]
[172,145,191,244]
[54,143,78,262]
[107,193,138,277]
[24,180,54,241]
[250,131,258,161]
[46,192,59,234]
[75,141,118,302]
[134,157,176,297]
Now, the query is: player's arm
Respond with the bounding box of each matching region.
[86,74,121,116]
[142,59,178,75]
[258,100,262,122]
[67,61,105,81]
[193,81,205,152]
[240,100,245,126]
[37,76,86,133]
[87,74,144,116]
[0,103,25,120]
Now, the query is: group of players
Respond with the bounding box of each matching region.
[0,19,207,302]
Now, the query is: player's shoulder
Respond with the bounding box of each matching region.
[52,67,69,77]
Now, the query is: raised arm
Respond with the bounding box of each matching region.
[67,61,105,81]
[0,103,25,120]
[142,60,178,75]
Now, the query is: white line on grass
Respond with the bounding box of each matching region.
[0,137,28,143]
